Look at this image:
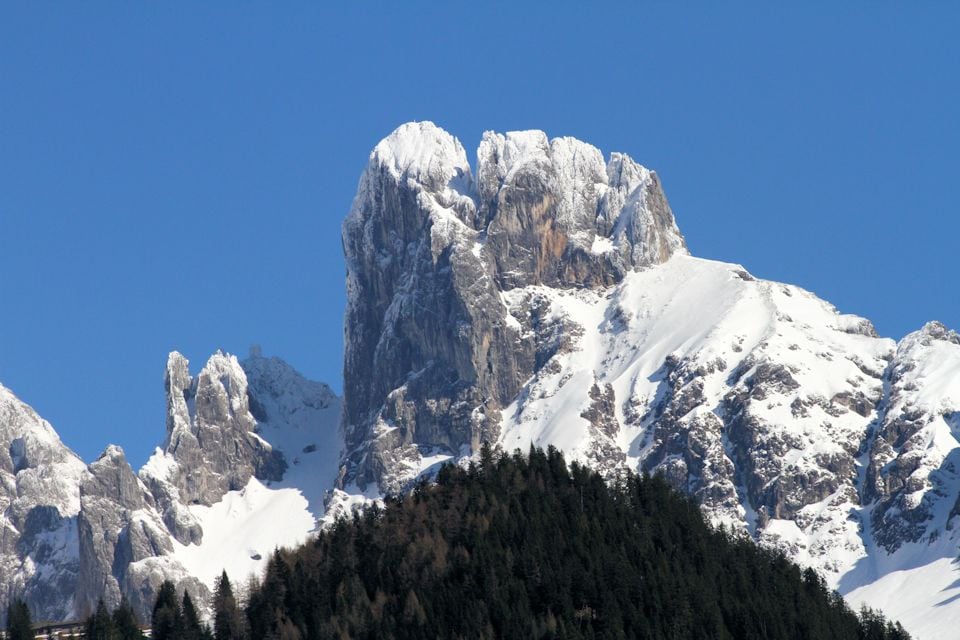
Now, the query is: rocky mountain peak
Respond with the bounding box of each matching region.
[341,122,689,493]
[915,320,960,346]
[157,351,285,506]
[368,120,472,194]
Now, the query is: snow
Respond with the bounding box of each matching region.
[242,352,343,522]
[490,252,960,637]
[322,484,382,527]
[371,121,471,187]
[170,477,315,588]
[141,446,177,483]
[478,129,551,187]
[498,253,893,581]
[590,235,615,254]
[846,551,960,640]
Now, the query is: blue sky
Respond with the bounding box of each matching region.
[1,4,957,467]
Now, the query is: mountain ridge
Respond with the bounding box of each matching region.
[0,349,341,623]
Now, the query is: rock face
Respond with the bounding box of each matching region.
[73,445,198,619]
[341,122,686,493]
[0,383,85,622]
[865,322,960,551]
[0,350,340,624]
[338,124,899,580]
[161,352,286,507]
[143,352,286,546]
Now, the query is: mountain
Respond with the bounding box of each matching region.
[0,350,341,623]
[337,122,960,639]
[1,121,958,638]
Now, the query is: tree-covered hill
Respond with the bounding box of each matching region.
[241,446,907,640]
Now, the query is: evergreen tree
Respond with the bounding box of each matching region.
[84,599,117,640]
[5,599,32,640]
[152,580,184,640]
[112,597,145,640]
[183,591,212,640]
[214,571,247,640]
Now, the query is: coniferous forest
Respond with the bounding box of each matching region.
[239,446,909,640]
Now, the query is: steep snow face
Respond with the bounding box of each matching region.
[0,384,86,622]
[241,349,343,521]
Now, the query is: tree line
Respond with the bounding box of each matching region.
[4,570,243,640]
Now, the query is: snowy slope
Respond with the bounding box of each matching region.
[170,478,315,588]
[494,258,960,639]
[498,254,894,579]
[242,349,343,520]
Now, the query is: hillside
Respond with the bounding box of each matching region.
[245,447,908,640]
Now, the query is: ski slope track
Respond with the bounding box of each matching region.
[1,121,958,637]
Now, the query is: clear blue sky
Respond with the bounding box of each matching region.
[1,4,957,467]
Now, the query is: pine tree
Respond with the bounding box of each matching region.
[214,571,247,640]
[152,580,184,640]
[112,597,144,640]
[183,591,211,640]
[5,599,32,640]
[85,599,116,640]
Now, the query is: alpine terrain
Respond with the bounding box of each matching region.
[1,121,958,639]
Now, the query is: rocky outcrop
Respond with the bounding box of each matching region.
[866,322,960,551]
[73,445,205,620]
[162,351,286,504]
[142,352,286,546]
[341,122,686,493]
[0,383,86,623]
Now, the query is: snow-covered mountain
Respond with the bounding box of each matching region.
[2,121,959,638]
[338,122,960,639]
[0,350,341,622]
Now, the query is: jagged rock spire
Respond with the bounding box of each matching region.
[341,122,687,492]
